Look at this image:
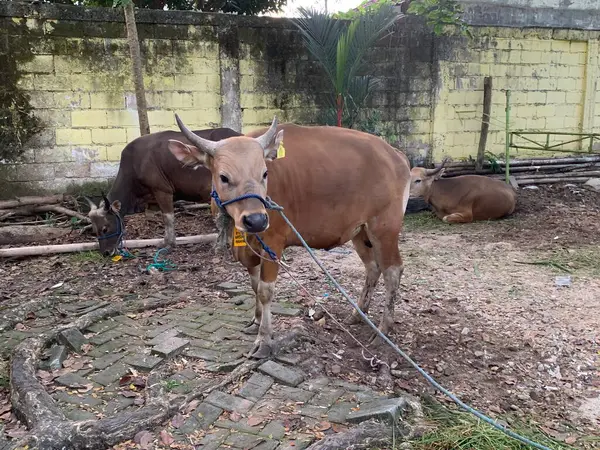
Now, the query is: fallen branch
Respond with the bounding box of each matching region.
[0,205,89,222]
[0,225,71,245]
[0,195,71,210]
[177,203,210,211]
[305,419,394,450]
[0,233,218,258]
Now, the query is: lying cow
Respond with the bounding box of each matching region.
[168,115,412,358]
[409,164,517,223]
[87,127,241,256]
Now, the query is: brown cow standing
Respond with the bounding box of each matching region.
[409,165,517,223]
[168,115,412,359]
[87,127,240,255]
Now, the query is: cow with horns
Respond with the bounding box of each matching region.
[87,127,241,256]
[167,114,412,358]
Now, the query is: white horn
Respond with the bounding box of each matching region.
[84,196,97,211]
[175,113,218,156]
[254,116,279,150]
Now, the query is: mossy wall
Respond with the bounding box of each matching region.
[0,2,599,197]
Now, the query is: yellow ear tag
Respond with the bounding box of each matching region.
[277,141,286,159]
[111,255,122,262]
[233,228,247,247]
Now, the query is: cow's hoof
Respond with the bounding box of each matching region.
[247,341,271,359]
[242,323,259,335]
[345,312,363,325]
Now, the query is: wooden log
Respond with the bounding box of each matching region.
[504,177,592,185]
[0,233,217,258]
[0,225,71,245]
[0,194,70,210]
[443,155,600,169]
[0,205,90,222]
[476,76,492,171]
[178,203,210,211]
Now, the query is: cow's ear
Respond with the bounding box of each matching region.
[111,200,121,212]
[168,139,208,168]
[433,168,445,180]
[263,130,284,161]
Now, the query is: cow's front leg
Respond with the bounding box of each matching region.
[248,247,282,359]
[442,211,473,224]
[243,265,261,335]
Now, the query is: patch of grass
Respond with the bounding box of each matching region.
[69,250,105,264]
[164,380,183,391]
[0,376,8,389]
[523,247,600,276]
[404,212,450,232]
[410,400,576,450]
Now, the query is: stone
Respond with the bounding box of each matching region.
[91,352,124,371]
[204,358,246,373]
[584,177,600,192]
[346,397,409,426]
[214,419,261,435]
[193,401,223,428]
[195,429,229,450]
[90,362,129,387]
[85,320,119,334]
[124,354,163,371]
[269,385,315,403]
[276,353,304,365]
[271,304,302,317]
[299,405,329,419]
[254,440,280,450]
[47,345,68,370]
[151,336,189,358]
[327,402,354,423]
[229,295,252,305]
[89,329,123,346]
[54,373,93,389]
[183,347,220,361]
[146,328,181,346]
[259,420,286,440]
[58,328,88,353]
[88,338,131,358]
[200,321,224,333]
[145,324,175,339]
[258,360,304,387]
[224,431,265,449]
[205,390,254,414]
[310,389,344,408]
[239,373,274,402]
[55,391,102,407]
[64,409,98,421]
[217,282,239,290]
[105,396,135,414]
[278,434,315,450]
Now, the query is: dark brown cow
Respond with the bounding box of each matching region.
[409,165,517,223]
[167,115,412,358]
[87,127,241,255]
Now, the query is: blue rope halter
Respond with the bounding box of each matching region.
[211,187,282,261]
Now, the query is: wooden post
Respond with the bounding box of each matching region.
[476,76,492,172]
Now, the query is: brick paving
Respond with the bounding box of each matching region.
[0,282,411,448]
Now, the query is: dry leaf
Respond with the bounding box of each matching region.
[160,429,175,446]
[134,397,145,406]
[247,416,264,427]
[14,323,26,331]
[565,436,577,444]
[134,430,153,449]
[184,399,200,414]
[229,411,242,422]
[315,421,331,431]
[121,391,137,398]
[81,344,93,354]
[62,358,75,368]
[171,414,185,429]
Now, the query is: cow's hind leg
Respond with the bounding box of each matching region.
[153,190,176,249]
[442,211,473,223]
[347,227,381,325]
[365,212,404,342]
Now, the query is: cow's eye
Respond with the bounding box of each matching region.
[220,175,229,184]
[414,179,422,184]
[263,171,268,180]
[102,226,108,234]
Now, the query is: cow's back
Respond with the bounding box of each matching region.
[247,124,411,248]
[121,128,240,207]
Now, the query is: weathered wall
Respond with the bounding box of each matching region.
[0,1,599,196]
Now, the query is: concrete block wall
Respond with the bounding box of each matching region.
[1,2,600,196]
[431,27,600,161]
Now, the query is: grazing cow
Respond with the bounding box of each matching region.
[167,115,412,359]
[409,164,517,223]
[87,127,241,256]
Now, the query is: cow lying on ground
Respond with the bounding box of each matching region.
[409,163,517,223]
[167,115,412,358]
[87,127,241,256]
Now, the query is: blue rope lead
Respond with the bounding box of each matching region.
[146,248,176,272]
[274,208,552,450]
[209,187,552,450]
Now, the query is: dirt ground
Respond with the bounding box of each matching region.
[1,183,599,447]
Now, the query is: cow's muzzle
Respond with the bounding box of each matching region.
[242,213,269,233]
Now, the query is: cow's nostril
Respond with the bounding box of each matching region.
[242,213,268,233]
[103,251,111,257]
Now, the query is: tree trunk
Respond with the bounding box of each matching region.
[124,2,150,136]
[476,76,492,172]
[336,93,343,127]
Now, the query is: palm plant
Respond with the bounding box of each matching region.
[294,5,401,128]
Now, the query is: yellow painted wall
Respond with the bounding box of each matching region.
[431,28,600,161]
